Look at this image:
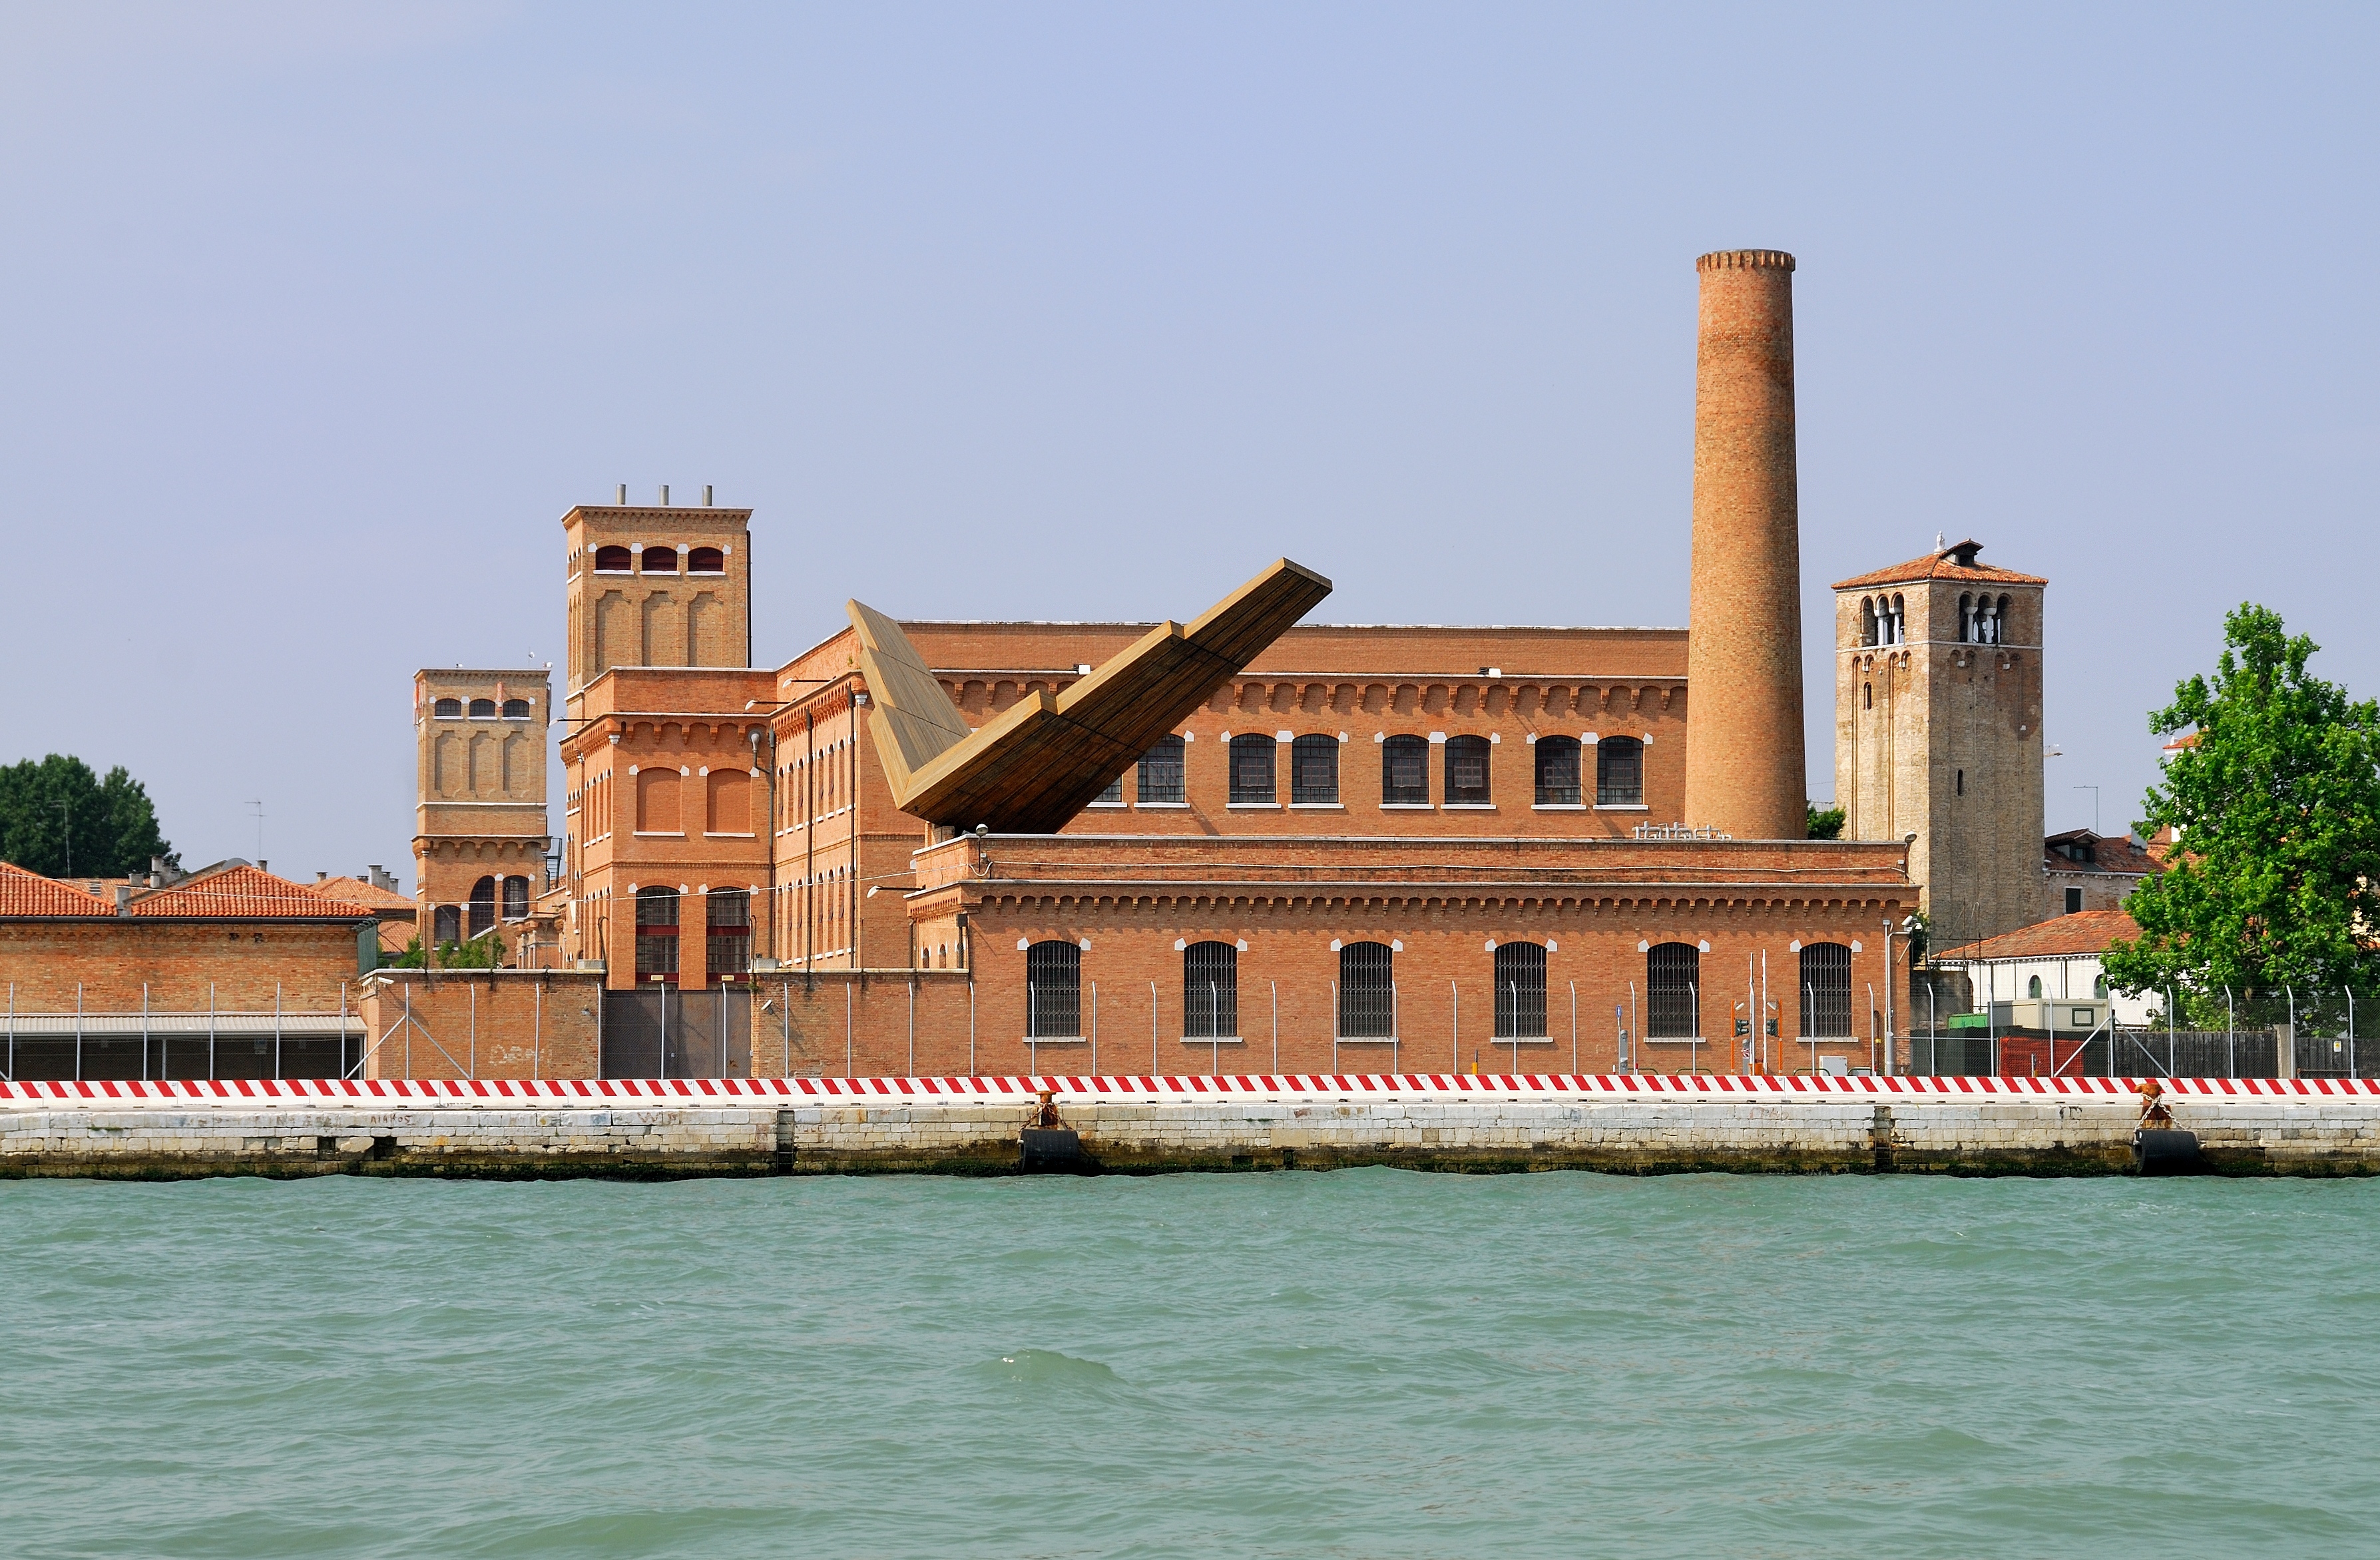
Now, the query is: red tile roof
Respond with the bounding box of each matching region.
[300,875,415,910]
[1937,908,2138,963]
[1833,539,2048,591]
[0,862,115,917]
[2042,830,2162,878]
[125,864,375,920]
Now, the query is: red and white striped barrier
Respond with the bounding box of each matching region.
[2,1073,2376,1107]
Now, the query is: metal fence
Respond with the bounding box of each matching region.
[599,987,751,1079]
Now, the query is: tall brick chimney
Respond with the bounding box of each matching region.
[1683,249,1806,838]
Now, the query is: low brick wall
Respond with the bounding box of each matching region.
[5,1075,2379,1178]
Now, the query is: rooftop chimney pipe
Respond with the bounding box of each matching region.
[1684,250,1806,840]
[659,484,670,507]
[702,484,713,507]
[616,483,626,504]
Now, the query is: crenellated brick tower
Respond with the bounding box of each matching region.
[1833,539,2048,951]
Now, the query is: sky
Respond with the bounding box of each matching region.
[2,3,2373,886]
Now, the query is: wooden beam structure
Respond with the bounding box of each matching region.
[848,558,1332,833]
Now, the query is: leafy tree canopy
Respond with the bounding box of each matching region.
[0,755,176,879]
[1805,802,1845,840]
[2103,604,2380,1001]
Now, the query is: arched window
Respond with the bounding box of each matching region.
[1535,736,1581,805]
[433,904,461,943]
[595,545,632,573]
[1957,593,1973,643]
[467,876,497,938]
[1228,734,1276,804]
[636,768,682,834]
[687,546,724,574]
[501,876,530,921]
[1445,735,1491,805]
[1859,598,1878,647]
[1184,941,1238,1038]
[469,698,497,719]
[1647,941,1699,1038]
[432,697,462,718]
[708,890,750,979]
[1137,735,1185,804]
[1338,941,1395,1037]
[1596,738,1644,806]
[1995,595,2012,644]
[501,698,532,720]
[636,886,680,979]
[1493,941,1547,1039]
[2027,975,2043,999]
[1291,734,1338,804]
[2094,974,2108,998]
[1797,942,1851,1037]
[1382,735,1429,804]
[1889,593,1905,645]
[641,546,678,574]
[1863,682,1873,710]
[706,769,752,834]
[1025,940,1080,1037]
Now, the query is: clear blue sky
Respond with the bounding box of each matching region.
[3,3,2373,883]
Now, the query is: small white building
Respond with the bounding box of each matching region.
[1931,908,2158,1027]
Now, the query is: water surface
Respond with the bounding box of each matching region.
[3,1170,2374,1558]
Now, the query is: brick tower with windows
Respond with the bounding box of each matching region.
[562,488,755,718]
[413,668,553,957]
[1833,539,2048,952]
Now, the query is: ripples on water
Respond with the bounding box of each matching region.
[4,1171,2377,1559]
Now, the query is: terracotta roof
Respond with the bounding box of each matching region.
[125,864,374,920]
[0,862,115,917]
[1937,908,2138,963]
[2042,830,2162,878]
[1833,539,2048,591]
[301,875,415,910]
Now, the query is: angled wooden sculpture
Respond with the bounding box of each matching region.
[848,558,1332,833]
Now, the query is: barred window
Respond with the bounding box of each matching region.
[1445,736,1491,804]
[433,904,461,942]
[708,890,751,979]
[635,886,680,977]
[468,876,497,938]
[1094,775,1123,805]
[1535,736,1581,805]
[1338,941,1394,1037]
[1596,738,1644,806]
[1026,941,1080,1038]
[1381,735,1429,804]
[469,698,497,719]
[1184,941,1238,1038]
[501,876,530,921]
[1493,941,1547,1038]
[1292,734,1339,804]
[1646,941,1699,1038]
[1137,736,1186,804]
[1798,942,1851,1037]
[432,698,462,718]
[502,698,532,719]
[1229,734,1276,804]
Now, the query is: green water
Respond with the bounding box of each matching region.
[4,1172,2375,1559]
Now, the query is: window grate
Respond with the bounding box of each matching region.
[1493,942,1547,1037]
[1183,941,1238,1037]
[1381,735,1429,804]
[1137,736,1185,804]
[1596,738,1644,806]
[1292,734,1339,804]
[1797,942,1851,1037]
[1445,736,1491,804]
[1646,941,1698,1037]
[1534,736,1581,805]
[1338,941,1395,1037]
[1026,941,1080,1037]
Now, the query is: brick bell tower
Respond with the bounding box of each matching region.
[1833,539,2048,950]
[562,485,755,718]
[1683,250,1806,840]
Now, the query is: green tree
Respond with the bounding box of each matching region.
[0,755,175,878]
[2102,604,2380,1002]
[1805,802,1845,840]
